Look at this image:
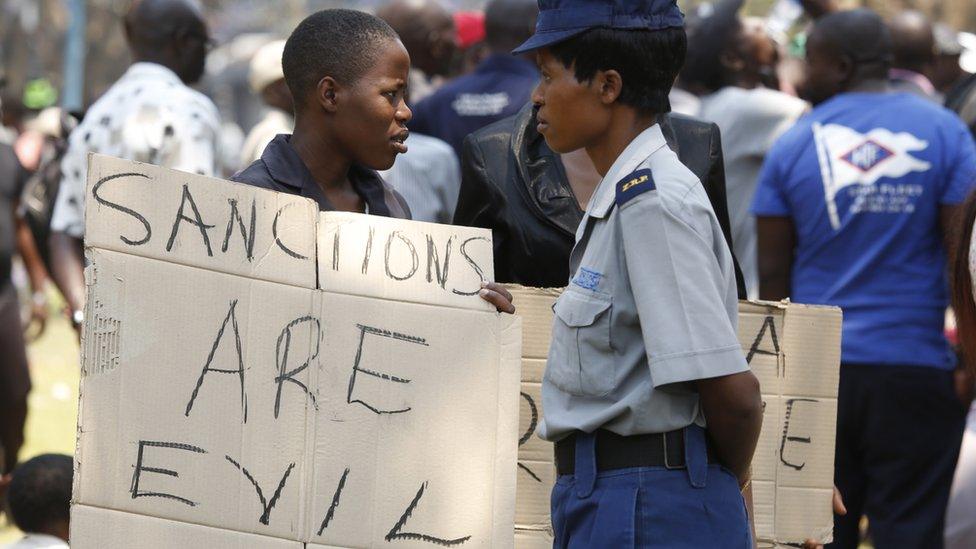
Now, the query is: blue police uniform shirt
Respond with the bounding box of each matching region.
[752,92,976,369]
[408,54,538,157]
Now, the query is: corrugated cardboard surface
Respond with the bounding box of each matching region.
[505,286,842,547]
[71,505,303,548]
[83,154,318,289]
[73,156,521,548]
[317,211,494,312]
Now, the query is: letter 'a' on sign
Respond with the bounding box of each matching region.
[74,157,522,548]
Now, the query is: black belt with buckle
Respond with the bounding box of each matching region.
[555,429,718,476]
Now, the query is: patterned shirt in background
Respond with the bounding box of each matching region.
[50,62,221,238]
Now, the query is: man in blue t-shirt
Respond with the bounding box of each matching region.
[753,10,976,549]
[408,0,538,157]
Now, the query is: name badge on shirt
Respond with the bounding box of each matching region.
[572,267,603,291]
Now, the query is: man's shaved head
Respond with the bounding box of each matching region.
[283,9,400,111]
[484,0,538,54]
[802,9,893,104]
[377,0,456,77]
[124,0,209,84]
[887,10,935,73]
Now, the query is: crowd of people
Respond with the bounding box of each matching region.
[1,0,976,547]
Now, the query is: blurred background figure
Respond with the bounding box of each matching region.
[376,0,456,104]
[683,0,807,298]
[239,39,292,168]
[0,98,49,485]
[408,0,538,157]
[453,10,488,75]
[47,0,221,337]
[888,10,940,100]
[754,9,975,548]
[375,0,464,223]
[934,24,971,98]
[2,454,72,549]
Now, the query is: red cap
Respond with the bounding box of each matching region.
[454,11,486,49]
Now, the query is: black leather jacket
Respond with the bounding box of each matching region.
[454,104,745,296]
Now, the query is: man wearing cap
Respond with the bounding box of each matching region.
[240,39,293,168]
[517,0,762,546]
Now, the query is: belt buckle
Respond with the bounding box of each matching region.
[662,432,681,470]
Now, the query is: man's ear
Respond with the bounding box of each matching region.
[597,69,623,105]
[316,76,339,113]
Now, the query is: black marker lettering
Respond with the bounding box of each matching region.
[317,468,351,535]
[385,231,419,281]
[185,299,248,422]
[361,226,374,275]
[779,398,817,471]
[221,198,256,260]
[347,324,427,415]
[91,172,152,246]
[166,184,215,256]
[452,236,490,296]
[275,316,321,419]
[385,482,472,546]
[224,456,295,525]
[272,204,308,260]
[746,315,781,374]
[129,440,206,507]
[426,235,453,289]
[332,225,341,271]
[516,392,542,483]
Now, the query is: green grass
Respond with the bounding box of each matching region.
[0,303,80,544]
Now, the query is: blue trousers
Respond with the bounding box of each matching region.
[550,426,752,548]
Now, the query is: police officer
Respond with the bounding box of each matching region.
[516,0,764,546]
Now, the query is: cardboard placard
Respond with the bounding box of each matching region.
[72,156,521,548]
[505,286,842,548]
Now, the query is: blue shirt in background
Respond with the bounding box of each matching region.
[409,54,538,157]
[752,92,976,369]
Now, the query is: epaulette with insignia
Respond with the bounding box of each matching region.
[615,169,656,206]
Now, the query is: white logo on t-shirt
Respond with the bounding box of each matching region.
[813,123,931,229]
[451,93,510,116]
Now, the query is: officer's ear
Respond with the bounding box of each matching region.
[315,76,339,113]
[596,69,623,106]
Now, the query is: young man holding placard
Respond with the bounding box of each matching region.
[233,9,514,314]
[513,0,763,545]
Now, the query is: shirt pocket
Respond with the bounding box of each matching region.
[546,290,615,397]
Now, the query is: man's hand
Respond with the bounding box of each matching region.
[26,288,49,339]
[479,282,515,314]
[802,487,847,548]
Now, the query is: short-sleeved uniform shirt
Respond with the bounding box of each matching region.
[752,92,976,369]
[538,124,749,442]
[51,62,221,238]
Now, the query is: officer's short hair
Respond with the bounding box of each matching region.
[283,9,400,109]
[550,27,687,115]
[7,454,73,534]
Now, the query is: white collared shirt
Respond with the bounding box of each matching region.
[50,62,221,237]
